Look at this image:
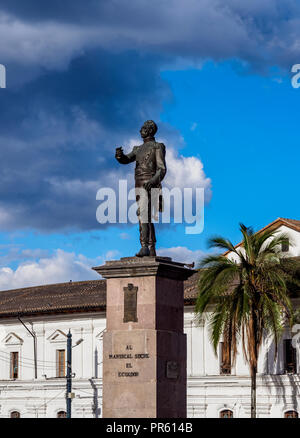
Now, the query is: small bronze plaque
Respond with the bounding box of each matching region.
[123,283,138,323]
[166,361,180,379]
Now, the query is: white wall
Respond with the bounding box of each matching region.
[0,312,105,418]
[184,305,300,418]
[0,304,299,418]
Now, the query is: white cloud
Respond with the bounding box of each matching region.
[0,244,50,266]
[164,148,212,202]
[157,246,206,264]
[0,248,119,291]
[0,12,99,70]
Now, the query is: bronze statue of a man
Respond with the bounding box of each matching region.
[115,120,167,257]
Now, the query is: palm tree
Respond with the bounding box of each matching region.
[195,224,299,418]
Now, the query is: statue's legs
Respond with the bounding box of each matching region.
[137,221,156,256]
[149,187,160,256]
[136,188,150,257]
[149,223,156,256]
[135,186,158,257]
[136,222,150,257]
[138,222,149,247]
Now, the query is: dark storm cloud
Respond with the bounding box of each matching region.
[0,49,172,231]
[0,0,107,23]
[1,0,300,72]
[0,0,299,231]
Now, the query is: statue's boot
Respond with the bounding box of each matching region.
[136,223,150,257]
[149,246,156,256]
[149,223,156,256]
[136,246,150,257]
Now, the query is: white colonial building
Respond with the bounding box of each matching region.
[0,217,299,418]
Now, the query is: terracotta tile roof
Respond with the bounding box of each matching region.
[0,274,200,318]
[183,272,199,301]
[0,262,298,318]
[0,280,106,318]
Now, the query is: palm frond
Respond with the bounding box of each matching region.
[195,223,297,378]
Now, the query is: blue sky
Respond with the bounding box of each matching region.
[161,62,300,244]
[0,1,300,289]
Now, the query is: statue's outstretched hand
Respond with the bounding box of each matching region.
[115,147,123,159]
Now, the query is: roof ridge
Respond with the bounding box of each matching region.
[280,217,300,223]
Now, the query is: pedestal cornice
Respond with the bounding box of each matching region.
[93,256,195,281]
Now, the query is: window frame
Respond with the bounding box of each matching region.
[10,411,21,418]
[10,352,19,380]
[56,349,66,378]
[57,410,67,418]
[284,339,297,374]
[281,239,289,252]
[220,341,232,375]
[284,410,298,418]
[219,409,234,418]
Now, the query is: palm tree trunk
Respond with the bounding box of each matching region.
[250,365,257,418]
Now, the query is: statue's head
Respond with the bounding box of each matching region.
[140,120,157,139]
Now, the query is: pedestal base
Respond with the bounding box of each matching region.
[93,256,195,418]
[103,329,186,418]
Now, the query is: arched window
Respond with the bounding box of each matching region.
[10,411,20,418]
[220,409,233,418]
[57,411,67,418]
[284,410,298,418]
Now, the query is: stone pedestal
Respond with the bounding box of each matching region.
[93,256,195,418]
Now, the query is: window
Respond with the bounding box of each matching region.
[10,411,20,418]
[10,352,19,379]
[284,339,297,374]
[220,409,233,418]
[57,411,67,418]
[220,342,231,375]
[56,349,66,377]
[282,239,289,252]
[284,410,298,418]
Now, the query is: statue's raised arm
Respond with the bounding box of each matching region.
[115,146,137,165]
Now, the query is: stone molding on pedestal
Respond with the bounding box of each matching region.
[93,256,195,281]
